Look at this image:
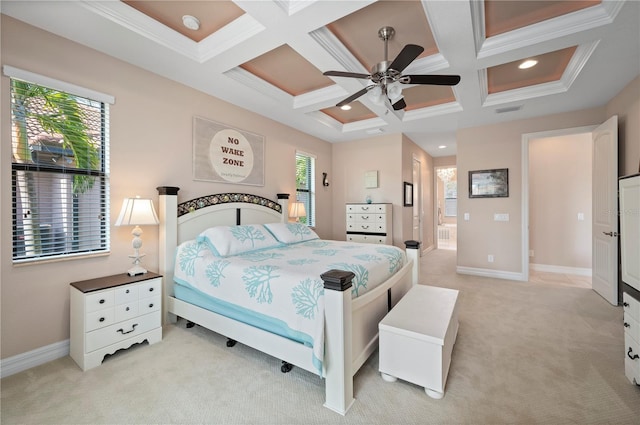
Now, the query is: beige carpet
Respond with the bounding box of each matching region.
[2,249,639,424]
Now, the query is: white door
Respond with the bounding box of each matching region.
[412,158,421,242]
[592,116,618,305]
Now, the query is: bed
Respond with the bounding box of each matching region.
[157,187,419,414]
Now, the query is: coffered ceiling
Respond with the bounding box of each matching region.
[2,1,638,156]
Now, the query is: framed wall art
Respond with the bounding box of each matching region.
[403,182,413,206]
[193,116,265,186]
[469,168,509,198]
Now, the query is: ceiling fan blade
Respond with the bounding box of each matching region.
[324,70,370,79]
[392,97,406,111]
[336,86,372,107]
[389,44,424,72]
[401,75,461,86]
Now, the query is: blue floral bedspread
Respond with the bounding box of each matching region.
[173,239,406,373]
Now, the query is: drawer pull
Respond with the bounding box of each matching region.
[362,216,369,220]
[362,225,369,229]
[148,303,154,308]
[361,206,369,211]
[117,324,138,335]
[628,347,639,360]
[148,287,154,292]
[99,299,105,304]
[126,307,130,311]
[99,317,105,322]
[126,289,130,294]
[623,302,629,307]
[624,322,631,328]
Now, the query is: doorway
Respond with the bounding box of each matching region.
[435,166,457,250]
[521,118,619,305]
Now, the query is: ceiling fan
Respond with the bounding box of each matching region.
[323,26,461,111]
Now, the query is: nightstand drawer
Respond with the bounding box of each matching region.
[85,312,160,353]
[139,295,161,315]
[115,285,138,304]
[115,301,139,322]
[85,291,114,313]
[86,309,114,332]
[139,279,161,297]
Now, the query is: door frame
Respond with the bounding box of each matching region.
[521,125,596,282]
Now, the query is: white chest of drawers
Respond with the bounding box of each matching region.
[346,203,393,245]
[623,291,640,385]
[70,272,162,371]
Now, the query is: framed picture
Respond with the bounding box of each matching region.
[403,182,413,206]
[193,116,265,186]
[469,168,509,198]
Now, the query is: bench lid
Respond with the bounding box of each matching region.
[379,285,459,345]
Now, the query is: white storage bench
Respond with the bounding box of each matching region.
[379,284,459,399]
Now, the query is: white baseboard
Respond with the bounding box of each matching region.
[456,266,526,282]
[0,339,70,378]
[530,263,592,276]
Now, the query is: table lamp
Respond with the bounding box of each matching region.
[115,196,159,276]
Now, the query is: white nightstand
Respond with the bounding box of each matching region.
[70,272,162,371]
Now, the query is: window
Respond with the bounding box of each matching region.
[295,151,316,226]
[7,66,113,263]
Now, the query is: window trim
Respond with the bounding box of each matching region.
[8,67,113,264]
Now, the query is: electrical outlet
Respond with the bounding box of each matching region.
[488,254,494,263]
[464,213,470,221]
[529,250,534,257]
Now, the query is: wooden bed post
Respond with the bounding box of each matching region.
[321,269,355,415]
[157,186,179,324]
[405,240,421,285]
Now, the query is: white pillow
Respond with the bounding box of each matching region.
[196,224,282,257]
[264,222,319,244]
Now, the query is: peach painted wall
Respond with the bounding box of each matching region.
[1,16,332,359]
[606,75,640,176]
[456,108,605,274]
[529,134,592,269]
[331,134,402,242]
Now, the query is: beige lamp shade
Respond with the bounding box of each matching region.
[115,197,159,226]
[289,202,306,221]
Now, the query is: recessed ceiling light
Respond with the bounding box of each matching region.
[182,15,200,31]
[340,105,351,111]
[518,59,538,69]
[438,145,447,149]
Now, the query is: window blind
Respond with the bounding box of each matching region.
[295,152,316,227]
[9,73,111,262]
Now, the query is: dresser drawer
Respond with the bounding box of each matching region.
[624,313,640,343]
[347,234,387,244]
[86,308,115,332]
[85,312,160,353]
[85,291,114,313]
[623,292,640,320]
[625,332,640,385]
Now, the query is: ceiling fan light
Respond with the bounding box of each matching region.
[368,86,384,104]
[387,83,402,101]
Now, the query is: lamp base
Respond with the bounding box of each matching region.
[127,264,148,276]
